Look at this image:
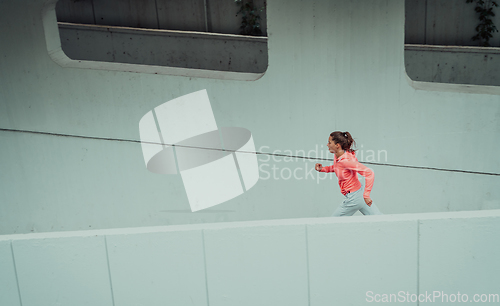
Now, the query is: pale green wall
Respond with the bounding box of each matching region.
[1,0,499,234]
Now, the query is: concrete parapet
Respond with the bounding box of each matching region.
[1,210,499,305]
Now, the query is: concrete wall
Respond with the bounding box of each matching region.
[1,210,499,305]
[404,0,500,86]
[55,0,268,36]
[405,0,500,47]
[56,22,500,84]
[55,0,500,83]
[58,22,268,73]
[405,44,500,86]
[1,0,500,235]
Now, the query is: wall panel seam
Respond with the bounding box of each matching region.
[104,236,116,306]
[154,0,160,29]
[10,240,23,306]
[202,230,210,306]
[305,225,311,306]
[417,220,420,306]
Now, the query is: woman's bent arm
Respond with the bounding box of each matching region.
[343,160,374,198]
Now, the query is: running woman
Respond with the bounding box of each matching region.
[315,131,382,216]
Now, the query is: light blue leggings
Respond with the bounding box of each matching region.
[332,187,383,217]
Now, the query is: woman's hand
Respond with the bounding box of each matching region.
[364,197,373,207]
[315,163,323,171]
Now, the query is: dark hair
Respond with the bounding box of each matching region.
[330,131,356,153]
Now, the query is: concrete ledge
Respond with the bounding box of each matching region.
[405,44,500,55]
[405,74,500,95]
[404,44,500,90]
[58,22,268,43]
[1,209,499,240]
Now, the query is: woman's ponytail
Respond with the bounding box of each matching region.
[330,131,356,153]
[344,131,355,152]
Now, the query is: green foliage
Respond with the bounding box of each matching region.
[235,0,265,36]
[466,0,499,46]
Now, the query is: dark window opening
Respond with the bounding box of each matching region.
[53,0,268,76]
[404,0,500,87]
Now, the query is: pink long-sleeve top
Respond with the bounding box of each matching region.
[319,150,374,198]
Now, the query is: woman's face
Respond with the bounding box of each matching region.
[327,136,340,154]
